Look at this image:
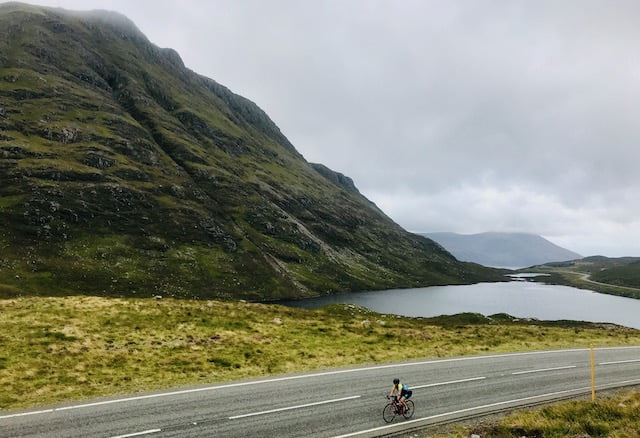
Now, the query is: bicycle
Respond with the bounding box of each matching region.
[382,395,414,423]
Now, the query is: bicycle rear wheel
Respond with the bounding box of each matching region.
[403,400,415,419]
[382,403,396,423]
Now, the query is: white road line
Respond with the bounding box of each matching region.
[512,365,576,375]
[412,376,486,389]
[109,429,161,438]
[331,378,640,438]
[600,359,640,366]
[0,409,54,419]
[2,347,639,420]
[228,395,360,419]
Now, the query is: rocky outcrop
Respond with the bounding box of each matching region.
[310,163,359,193]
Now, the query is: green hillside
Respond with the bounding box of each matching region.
[0,3,503,300]
[527,256,640,299]
[590,261,640,288]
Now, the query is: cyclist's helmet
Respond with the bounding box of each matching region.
[393,378,400,384]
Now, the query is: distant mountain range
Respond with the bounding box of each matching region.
[421,232,582,269]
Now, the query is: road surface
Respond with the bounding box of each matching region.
[2,346,639,437]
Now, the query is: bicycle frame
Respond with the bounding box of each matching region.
[383,395,414,423]
[390,397,404,414]
[394,395,413,411]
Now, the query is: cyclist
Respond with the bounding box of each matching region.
[389,378,412,412]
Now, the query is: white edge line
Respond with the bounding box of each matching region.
[109,429,161,438]
[412,376,486,389]
[331,378,640,438]
[512,365,577,375]
[600,359,640,365]
[2,346,639,420]
[229,395,360,419]
[0,409,54,419]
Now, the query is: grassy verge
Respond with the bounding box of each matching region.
[1,296,639,410]
[427,389,640,437]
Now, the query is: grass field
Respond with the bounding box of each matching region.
[428,389,640,437]
[1,296,640,411]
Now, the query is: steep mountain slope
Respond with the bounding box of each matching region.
[423,232,582,268]
[0,3,503,300]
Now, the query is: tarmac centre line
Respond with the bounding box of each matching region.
[228,395,361,419]
[109,429,161,438]
[511,365,576,375]
[412,376,486,389]
[600,359,640,366]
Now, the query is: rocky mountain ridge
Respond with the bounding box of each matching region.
[0,3,503,300]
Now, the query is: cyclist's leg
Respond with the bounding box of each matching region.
[400,391,408,408]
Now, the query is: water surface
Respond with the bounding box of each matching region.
[280,281,640,329]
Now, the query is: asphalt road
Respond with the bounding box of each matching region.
[2,346,639,437]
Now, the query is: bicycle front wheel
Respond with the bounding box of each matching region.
[403,399,415,419]
[382,403,396,423]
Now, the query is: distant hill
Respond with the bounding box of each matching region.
[554,256,640,289]
[533,256,640,298]
[421,232,582,269]
[0,3,504,300]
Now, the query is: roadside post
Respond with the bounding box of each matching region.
[590,343,595,401]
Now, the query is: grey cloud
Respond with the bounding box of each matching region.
[14,0,640,256]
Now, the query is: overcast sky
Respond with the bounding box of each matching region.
[9,0,640,257]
